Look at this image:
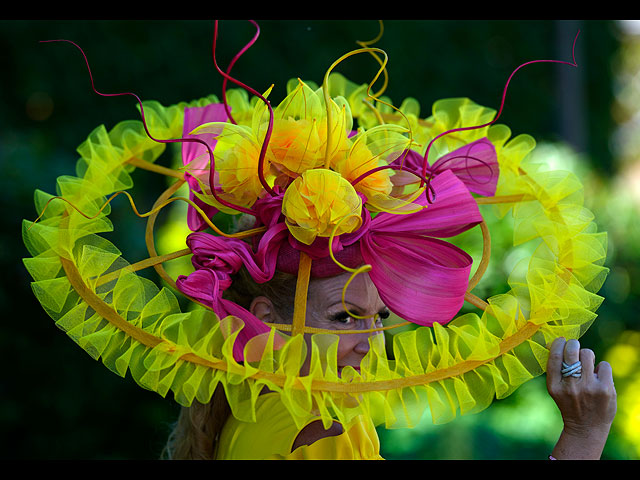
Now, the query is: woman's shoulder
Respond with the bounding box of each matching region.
[216,392,383,460]
[215,392,316,459]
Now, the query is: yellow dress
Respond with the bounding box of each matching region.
[215,393,384,460]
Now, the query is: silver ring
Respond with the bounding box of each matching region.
[562,361,582,378]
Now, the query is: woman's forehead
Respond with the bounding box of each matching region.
[310,273,383,309]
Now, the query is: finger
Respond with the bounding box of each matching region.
[579,348,596,379]
[547,337,566,386]
[594,360,615,387]
[564,339,580,363]
[562,339,581,381]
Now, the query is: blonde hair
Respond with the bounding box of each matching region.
[162,266,299,459]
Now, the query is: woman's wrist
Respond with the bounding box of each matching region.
[562,419,612,440]
[551,423,612,460]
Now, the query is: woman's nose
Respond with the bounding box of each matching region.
[353,336,371,355]
[354,327,377,354]
[353,316,384,355]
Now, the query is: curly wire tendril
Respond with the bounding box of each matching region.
[28,187,266,239]
[418,29,581,203]
[218,20,261,126]
[39,38,256,217]
[355,20,389,99]
[211,20,277,197]
[321,45,414,170]
[319,45,429,201]
[328,213,375,321]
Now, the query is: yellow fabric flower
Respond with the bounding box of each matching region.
[334,135,393,199]
[215,129,270,208]
[282,169,363,245]
[189,122,271,212]
[333,124,424,214]
[260,80,352,177]
[268,117,325,176]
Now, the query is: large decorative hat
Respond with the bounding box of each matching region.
[23,21,608,431]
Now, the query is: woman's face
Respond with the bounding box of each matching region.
[302,272,388,376]
[250,271,388,376]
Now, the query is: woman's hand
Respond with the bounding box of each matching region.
[546,337,617,459]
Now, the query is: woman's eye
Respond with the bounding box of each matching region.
[328,309,389,327]
[330,312,355,324]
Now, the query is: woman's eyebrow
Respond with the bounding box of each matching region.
[328,303,389,316]
[328,301,363,314]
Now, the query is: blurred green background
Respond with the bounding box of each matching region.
[1,19,638,459]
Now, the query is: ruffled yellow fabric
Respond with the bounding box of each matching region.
[215,392,383,460]
[23,90,608,434]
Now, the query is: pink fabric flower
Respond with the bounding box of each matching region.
[395,138,499,197]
